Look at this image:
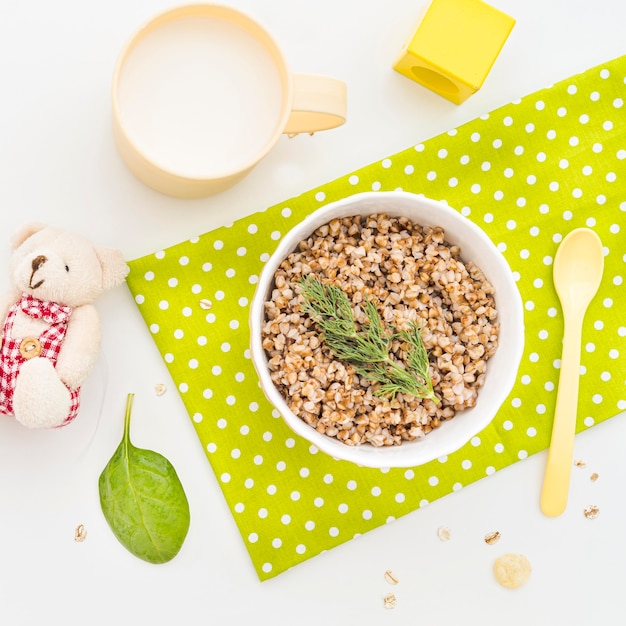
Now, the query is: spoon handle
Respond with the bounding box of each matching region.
[540,313,583,517]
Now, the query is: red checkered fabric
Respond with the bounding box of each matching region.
[18,294,72,324]
[0,294,80,427]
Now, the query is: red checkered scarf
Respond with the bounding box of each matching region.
[18,294,72,324]
[0,294,79,426]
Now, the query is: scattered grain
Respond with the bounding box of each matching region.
[383,593,397,609]
[437,526,452,541]
[155,384,167,396]
[74,524,87,542]
[583,505,600,519]
[199,299,213,310]
[574,459,587,468]
[590,472,599,482]
[384,570,399,585]
[484,530,501,545]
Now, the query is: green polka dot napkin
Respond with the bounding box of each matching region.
[126,55,626,581]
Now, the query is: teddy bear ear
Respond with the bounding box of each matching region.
[11,222,47,250]
[95,246,130,290]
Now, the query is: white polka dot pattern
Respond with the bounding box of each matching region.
[127,56,626,581]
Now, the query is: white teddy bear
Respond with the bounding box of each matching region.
[0,222,129,429]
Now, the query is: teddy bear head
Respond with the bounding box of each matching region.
[10,222,129,307]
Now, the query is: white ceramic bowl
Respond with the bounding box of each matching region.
[250,191,524,468]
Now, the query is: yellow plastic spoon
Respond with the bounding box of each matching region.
[540,228,604,517]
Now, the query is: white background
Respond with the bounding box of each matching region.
[0,1,625,624]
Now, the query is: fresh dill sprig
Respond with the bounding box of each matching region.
[300,274,437,402]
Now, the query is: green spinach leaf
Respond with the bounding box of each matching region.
[98,393,190,564]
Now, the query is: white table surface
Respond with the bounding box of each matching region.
[0,1,624,624]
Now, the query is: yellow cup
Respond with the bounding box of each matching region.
[112,4,347,198]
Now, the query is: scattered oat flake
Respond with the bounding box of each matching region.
[583,505,600,519]
[154,384,167,396]
[484,530,501,545]
[384,570,399,585]
[590,472,599,482]
[437,526,451,541]
[383,593,397,609]
[574,459,587,468]
[199,299,213,310]
[74,524,87,542]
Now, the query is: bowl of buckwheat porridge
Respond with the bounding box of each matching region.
[250,191,524,468]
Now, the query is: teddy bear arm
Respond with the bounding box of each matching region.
[0,288,21,335]
[55,304,102,390]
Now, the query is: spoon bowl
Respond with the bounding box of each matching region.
[553,230,605,314]
[540,228,604,517]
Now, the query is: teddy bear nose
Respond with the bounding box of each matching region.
[31,255,47,271]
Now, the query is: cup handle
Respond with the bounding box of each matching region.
[283,73,347,135]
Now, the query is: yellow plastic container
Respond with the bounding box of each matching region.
[393,0,515,104]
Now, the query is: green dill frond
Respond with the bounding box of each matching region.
[299,274,437,402]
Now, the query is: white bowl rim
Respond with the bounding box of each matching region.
[250,191,525,468]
